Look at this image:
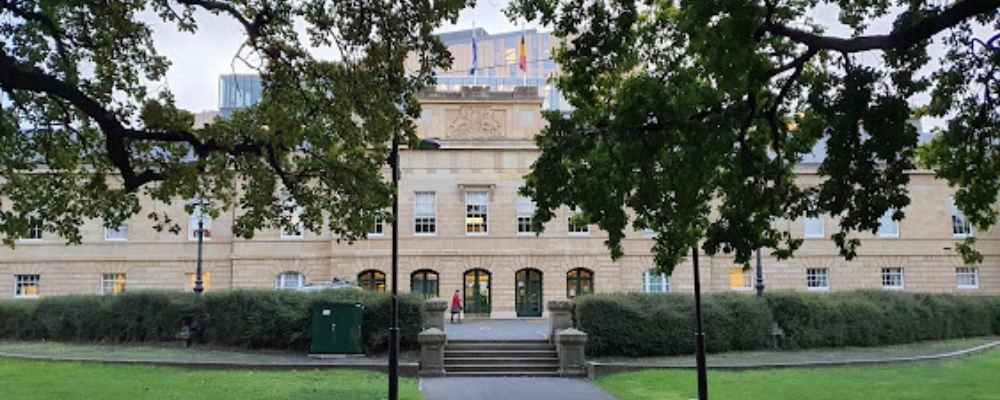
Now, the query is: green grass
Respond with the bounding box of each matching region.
[597,349,1000,400]
[0,358,423,400]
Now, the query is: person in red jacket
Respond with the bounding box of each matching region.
[450,290,463,324]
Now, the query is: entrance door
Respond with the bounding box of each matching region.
[515,269,543,317]
[463,269,491,316]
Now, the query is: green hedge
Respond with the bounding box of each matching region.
[0,290,424,353]
[577,291,1000,357]
[576,293,774,357]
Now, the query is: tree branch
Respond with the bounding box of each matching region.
[764,0,1000,53]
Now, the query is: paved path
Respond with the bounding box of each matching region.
[421,377,617,400]
[445,319,551,341]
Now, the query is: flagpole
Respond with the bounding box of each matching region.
[472,21,478,86]
[522,25,527,87]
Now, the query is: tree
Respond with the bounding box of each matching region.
[508,0,1000,273]
[0,0,469,245]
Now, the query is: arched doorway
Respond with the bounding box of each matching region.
[410,269,440,299]
[358,270,386,293]
[463,269,491,316]
[566,268,594,299]
[515,268,543,317]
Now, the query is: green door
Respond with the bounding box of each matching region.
[310,303,364,354]
[463,269,491,316]
[516,269,543,317]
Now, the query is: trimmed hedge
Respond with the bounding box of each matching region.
[576,293,774,357]
[0,290,424,353]
[577,291,1000,357]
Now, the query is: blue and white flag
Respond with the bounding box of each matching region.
[470,36,479,76]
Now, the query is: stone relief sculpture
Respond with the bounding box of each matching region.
[446,107,505,139]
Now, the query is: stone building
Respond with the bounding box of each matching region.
[1,86,996,318]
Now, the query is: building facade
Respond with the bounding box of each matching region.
[1,86,997,318]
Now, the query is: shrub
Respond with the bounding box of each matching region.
[576,293,773,357]
[0,300,38,339]
[578,291,999,357]
[766,291,996,349]
[0,289,424,353]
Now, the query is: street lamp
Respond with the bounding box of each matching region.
[388,136,441,400]
[755,248,765,297]
[193,199,207,295]
[691,245,708,400]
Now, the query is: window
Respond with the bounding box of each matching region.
[280,208,304,240]
[465,191,489,234]
[642,270,670,293]
[881,267,904,290]
[566,268,594,298]
[951,199,973,238]
[21,218,42,240]
[186,272,212,291]
[101,273,127,295]
[806,268,829,290]
[414,192,436,235]
[275,272,305,289]
[729,267,752,290]
[568,209,589,235]
[369,217,384,237]
[188,204,213,240]
[803,216,824,238]
[516,196,536,235]
[358,270,386,293]
[105,224,128,241]
[956,267,979,289]
[411,270,440,299]
[877,210,899,238]
[14,274,40,298]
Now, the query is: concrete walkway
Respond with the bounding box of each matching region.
[445,318,551,341]
[421,377,617,400]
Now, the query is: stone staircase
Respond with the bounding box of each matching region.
[443,339,562,377]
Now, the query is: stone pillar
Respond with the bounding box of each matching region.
[555,328,588,377]
[418,328,447,377]
[423,298,448,331]
[547,300,574,340]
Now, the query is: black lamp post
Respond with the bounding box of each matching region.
[692,245,708,400]
[193,200,206,295]
[388,136,440,400]
[754,248,765,297]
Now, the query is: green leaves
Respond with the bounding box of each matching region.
[513,0,999,272]
[0,0,469,245]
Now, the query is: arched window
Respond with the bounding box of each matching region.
[275,271,305,289]
[566,268,594,299]
[358,270,386,293]
[410,269,440,299]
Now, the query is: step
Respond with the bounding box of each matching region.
[445,342,553,351]
[444,350,558,358]
[444,364,560,373]
[445,371,571,377]
[444,357,559,365]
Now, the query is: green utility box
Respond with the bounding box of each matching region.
[310,302,365,354]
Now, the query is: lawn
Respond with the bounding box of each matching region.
[0,358,423,400]
[597,348,1000,400]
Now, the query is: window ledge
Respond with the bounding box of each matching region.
[104,238,128,242]
[957,285,979,290]
[807,287,831,292]
[882,286,905,291]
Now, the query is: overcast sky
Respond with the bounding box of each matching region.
[150,2,990,130]
[151,0,530,113]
